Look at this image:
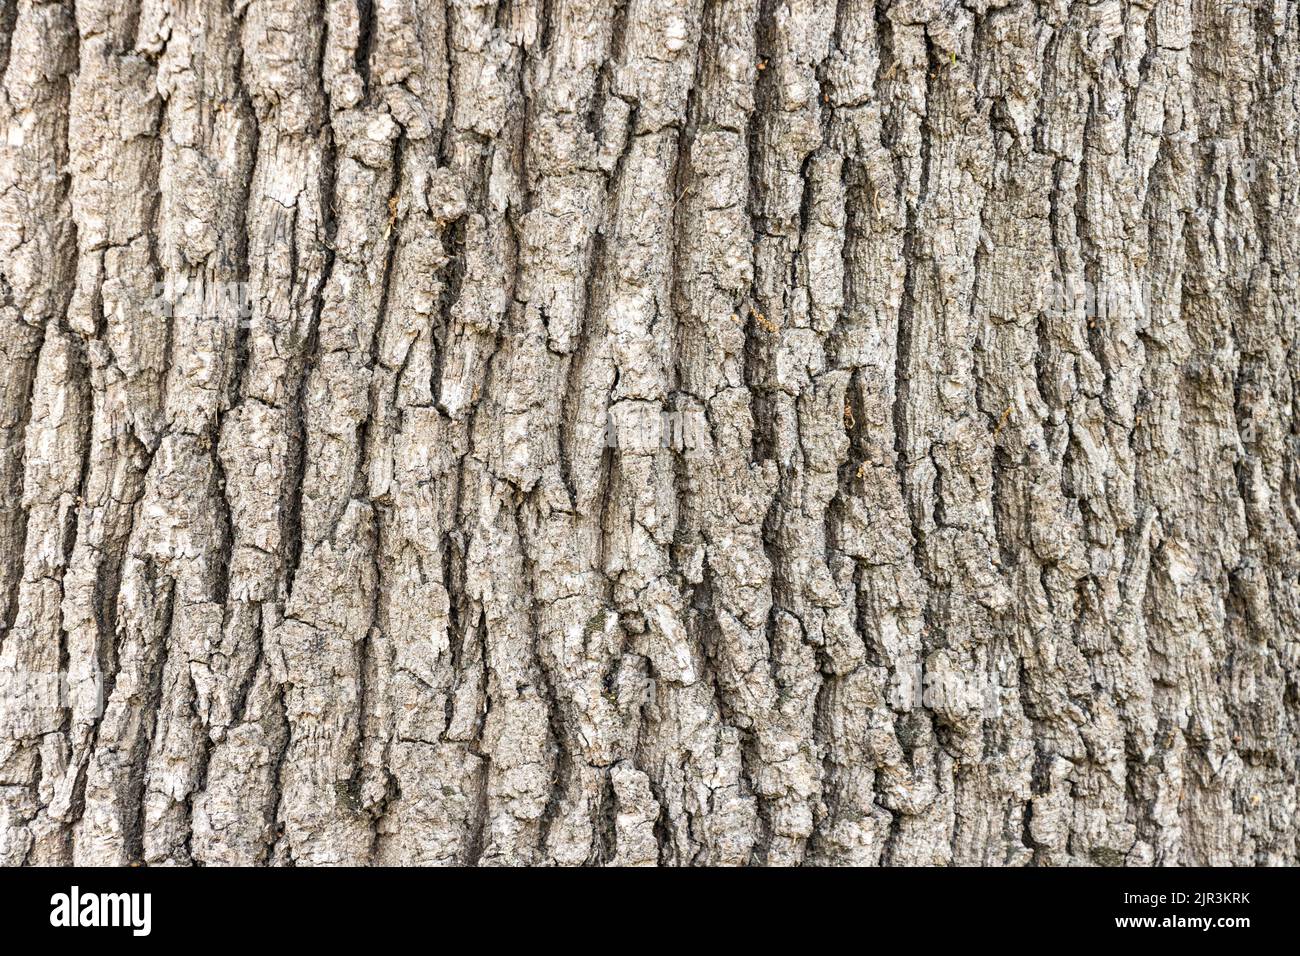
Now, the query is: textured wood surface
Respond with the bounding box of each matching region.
[1,0,1297,866]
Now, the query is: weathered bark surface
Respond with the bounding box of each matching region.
[0,0,1297,867]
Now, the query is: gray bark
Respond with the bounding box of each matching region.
[0,0,1298,867]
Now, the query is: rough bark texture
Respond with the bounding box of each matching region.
[1,0,1298,867]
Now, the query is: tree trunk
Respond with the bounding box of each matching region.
[0,0,1297,867]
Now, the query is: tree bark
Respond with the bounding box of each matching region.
[1,0,1297,866]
